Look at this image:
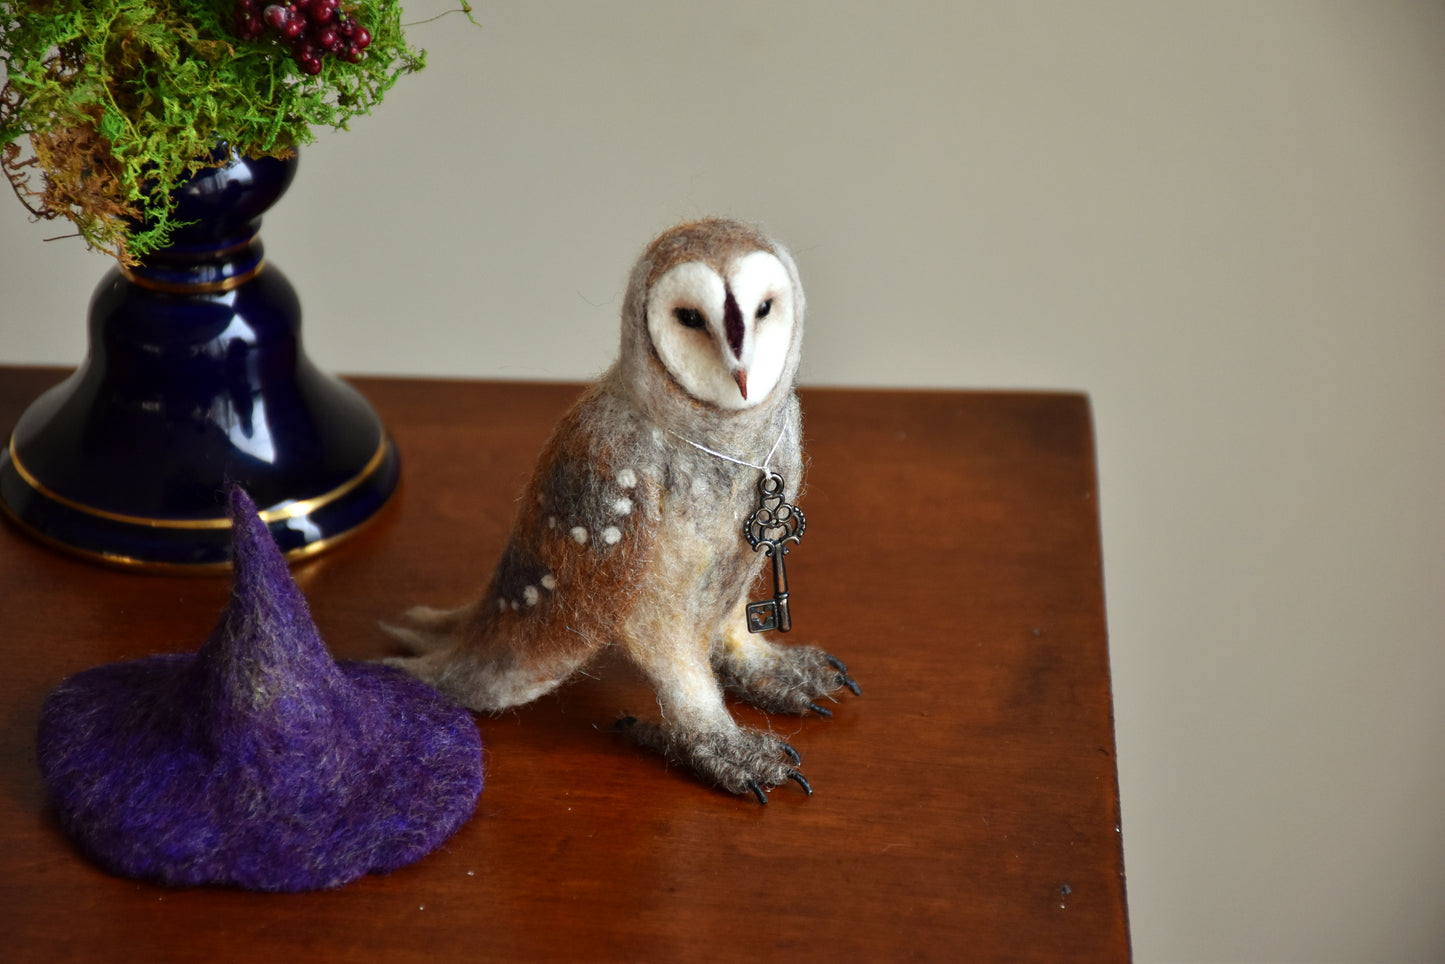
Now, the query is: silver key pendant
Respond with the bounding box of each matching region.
[743,471,806,633]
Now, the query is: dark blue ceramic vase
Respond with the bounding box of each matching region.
[0,150,400,569]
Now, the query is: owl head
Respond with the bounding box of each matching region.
[616,219,805,427]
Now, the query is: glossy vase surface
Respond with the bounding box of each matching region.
[0,150,400,569]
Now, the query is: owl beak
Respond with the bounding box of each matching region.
[733,368,749,401]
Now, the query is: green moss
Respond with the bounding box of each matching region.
[0,1,464,262]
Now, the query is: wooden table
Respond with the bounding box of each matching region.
[0,367,1129,961]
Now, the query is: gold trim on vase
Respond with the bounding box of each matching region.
[0,476,400,575]
[120,259,265,294]
[5,435,391,529]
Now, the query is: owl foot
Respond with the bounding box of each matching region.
[714,642,860,717]
[614,717,811,804]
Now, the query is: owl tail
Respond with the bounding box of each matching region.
[379,601,481,655]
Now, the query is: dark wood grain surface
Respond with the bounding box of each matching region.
[0,367,1128,961]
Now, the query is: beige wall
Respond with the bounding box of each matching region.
[3,3,1443,959]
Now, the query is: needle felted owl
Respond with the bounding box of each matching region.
[384,218,858,803]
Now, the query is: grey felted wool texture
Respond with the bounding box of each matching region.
[385,219,858,802]
[35,486,484,891]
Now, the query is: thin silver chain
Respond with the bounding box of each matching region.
[668,422,788,474]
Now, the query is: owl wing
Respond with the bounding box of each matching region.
[484,386,662,646]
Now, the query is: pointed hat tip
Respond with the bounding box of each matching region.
[224,483,285,573]
[225,482,259,526]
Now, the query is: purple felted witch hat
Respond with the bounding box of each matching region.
[36,486,483,892]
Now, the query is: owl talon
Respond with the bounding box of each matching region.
[780,741,802,765]
[748,781,769,805]
[825,654,862,695]
[807,701,833,718]
[787,769,813,796]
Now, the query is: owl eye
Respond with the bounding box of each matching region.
[673,307,706,330]
[756,299,772,320]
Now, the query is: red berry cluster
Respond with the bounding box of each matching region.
[233,0,373,75]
